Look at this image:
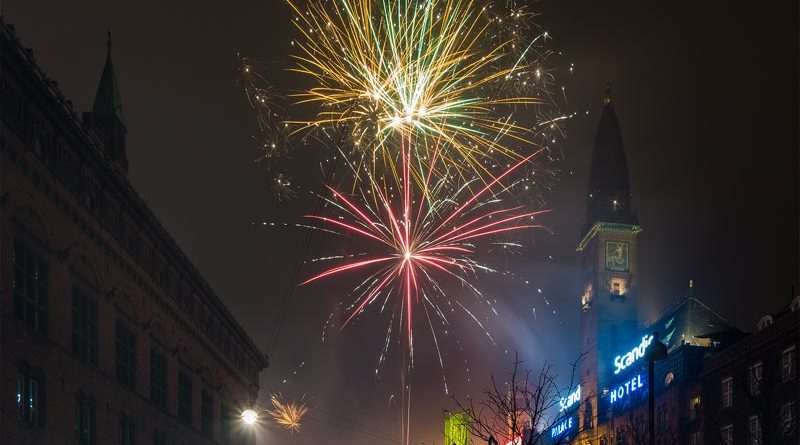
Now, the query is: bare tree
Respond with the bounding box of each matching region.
[450,353,589,445]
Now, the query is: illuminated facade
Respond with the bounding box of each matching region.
[444,411,470,445]
[575,88,642,441]
[0,19,268,444]
[566,89,800,445]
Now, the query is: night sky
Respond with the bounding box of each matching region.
[4,0,798,444]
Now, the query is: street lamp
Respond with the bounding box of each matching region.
[241,409,259,426]
[643,331,668,445]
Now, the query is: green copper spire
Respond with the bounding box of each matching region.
[92,31,125,126]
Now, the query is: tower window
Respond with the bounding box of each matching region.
[610,278,626,295]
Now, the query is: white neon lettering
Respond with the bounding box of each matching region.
[609,373,645,404]
[613,335,654,374]
[559,385,581,411]
[550,417,575,437]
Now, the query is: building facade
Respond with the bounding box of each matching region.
[563,89,799,445]
[1,19,268,445]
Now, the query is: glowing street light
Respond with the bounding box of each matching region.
[241,409,259,426]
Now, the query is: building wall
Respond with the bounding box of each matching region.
[702,311,799,445]
[1,20,265,445]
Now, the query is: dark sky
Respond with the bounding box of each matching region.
[4,0,798,444]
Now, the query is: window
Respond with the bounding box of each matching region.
[615,426,627,445]
[610,278,626,295]
[221,402,233,445]
[782,347,796,382]
[178,371,192,424]
[152,430,166,445]
[150,350,167,408]
[690,431,703,445]
[656,404,669,433]
[116,322,137,389]
[781,402,797,436]
[16,370,43,426]
[583,401,593,429]
[201,389,213,436]
[119,416,135,445]
[748,415,762,445]
[720,424,733,445]
[12,240,48,332]
[749,362,763,395]
[721,377,733,408]
[689,395,702,421]
[75,396,95,445]
[72,288,98,365]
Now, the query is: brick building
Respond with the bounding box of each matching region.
[701,299,799,445]
[0,19,268,445]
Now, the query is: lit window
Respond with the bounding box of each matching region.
[782,347,796,382]
[720,424,733,445]
[749,362,763,395]
[721,377,733,408]
[610,279,626,295]
[689,396,701,421]
[16,370,43,426]
[748,415,762,445]
[664,372,674,387]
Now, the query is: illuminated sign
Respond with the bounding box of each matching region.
[613,335,653,374]
[559,385,581,411]
[609,374,644,404]
[550,417,574,438]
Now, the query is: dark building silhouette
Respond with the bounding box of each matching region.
[0,19,267,444]
[701,302,799,445]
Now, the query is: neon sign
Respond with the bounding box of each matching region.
[609,374,644,404]
[550,417,574,438]
[559,385,581,411]
[613,335,653,374]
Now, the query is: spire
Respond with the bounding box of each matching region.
[92,31,125,125]
[84,31,128,172]
[583,83,636,233]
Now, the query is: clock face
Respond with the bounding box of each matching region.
[605,241,630,272]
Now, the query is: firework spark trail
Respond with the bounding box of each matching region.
[283,0,561,186]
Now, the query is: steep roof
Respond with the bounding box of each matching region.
[92,32,125,125]
[647,296,734,351]
[583,87,636,233]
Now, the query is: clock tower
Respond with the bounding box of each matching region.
[576,86,641,436]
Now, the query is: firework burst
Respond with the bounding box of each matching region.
[302,142,548,369]
[267,393,309,433]
[279,0,563,186]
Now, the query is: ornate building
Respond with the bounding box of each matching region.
[576,87,642,438]
[0,19,268,444]
[550,89,800,445]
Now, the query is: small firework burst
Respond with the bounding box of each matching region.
[267,393,309,433]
